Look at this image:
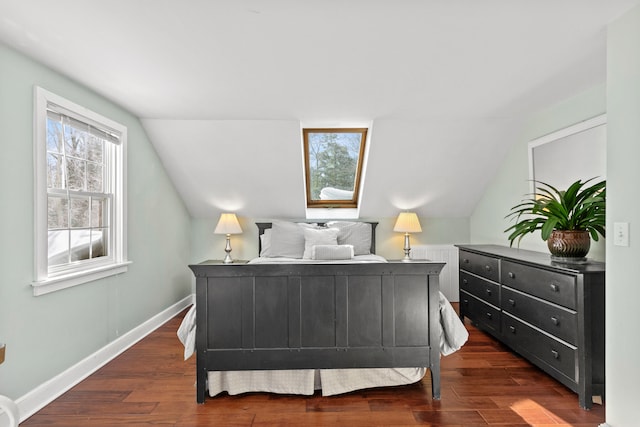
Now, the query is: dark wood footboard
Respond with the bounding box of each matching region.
[189,260,444,403]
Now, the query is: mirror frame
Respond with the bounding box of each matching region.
[528,114,606,195]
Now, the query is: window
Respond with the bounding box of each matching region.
[33,87,129,296]
[303,128,367,209]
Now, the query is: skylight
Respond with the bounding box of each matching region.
[302,127,368,211]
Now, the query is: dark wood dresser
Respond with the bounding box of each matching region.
[456,244,605,409]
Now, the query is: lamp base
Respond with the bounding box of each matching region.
[223,234,233,264]
[402,233,412,261]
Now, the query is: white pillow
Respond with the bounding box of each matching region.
[311,244,354,260]
[259,228,272,257]
[267,221,318,258]
[326,221,372,255]
[302,227,339,259]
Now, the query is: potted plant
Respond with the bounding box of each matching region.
[505,178,606,262]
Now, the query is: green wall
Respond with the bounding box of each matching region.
[605,4,640,425]
[470,84,606,262]
[0,44,193,400]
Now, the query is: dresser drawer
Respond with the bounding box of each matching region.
[502,286,578,345]
[502,313,577,382]
[460,271,500,307]
[460,291,501,334]
[501,260,576,309]
[459,250,500,282]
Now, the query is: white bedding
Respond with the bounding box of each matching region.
[247,254,387,264]
[178,256,468,397]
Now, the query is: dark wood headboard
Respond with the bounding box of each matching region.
[256,221,378,255]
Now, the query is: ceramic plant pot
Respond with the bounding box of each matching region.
[547,230,591,263]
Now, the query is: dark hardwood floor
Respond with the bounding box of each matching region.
[22,306,605,426]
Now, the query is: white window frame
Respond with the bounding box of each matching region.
[32,87,130,296]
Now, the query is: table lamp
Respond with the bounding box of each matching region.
[393,212,422,261]
[214,213,243,263]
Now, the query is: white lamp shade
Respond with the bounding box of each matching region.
[214,213,243,235]
[393,212,422,233]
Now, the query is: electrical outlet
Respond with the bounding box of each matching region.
[614,222,630,247]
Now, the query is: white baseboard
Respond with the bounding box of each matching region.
[15,294,195,423]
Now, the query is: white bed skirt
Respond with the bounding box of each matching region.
[207,367,426,397]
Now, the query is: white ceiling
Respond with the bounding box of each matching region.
[1,0,637,219]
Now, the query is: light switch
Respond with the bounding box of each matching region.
[614,222,630,247]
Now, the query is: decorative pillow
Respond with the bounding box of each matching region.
[267,221,318,258]
[302,227,339,259]
[326,221,372,255]
[311,244,354,260]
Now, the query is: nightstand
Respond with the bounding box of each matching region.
[198,260,249,265]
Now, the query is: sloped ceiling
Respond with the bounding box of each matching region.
[1,0,637,219]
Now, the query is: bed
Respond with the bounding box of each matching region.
[185,220,467,403]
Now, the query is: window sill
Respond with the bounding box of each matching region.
[31,261,132,296]
[305,207,359,220]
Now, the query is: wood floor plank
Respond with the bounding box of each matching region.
[21,305,606,426]
[452,384,566,398]
[413,409,489,425]
[253,410,419,426]
[477,408,558,425]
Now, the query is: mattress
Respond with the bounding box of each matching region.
[247,254,388,264]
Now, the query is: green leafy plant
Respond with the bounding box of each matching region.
[505,178,606,246]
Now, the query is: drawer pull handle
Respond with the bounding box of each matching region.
[509,326,516,333]
[551,317,559,326]
[551,350,559,359]
[549,283,559,292]
[463,258,469,264]
[485,289,492,296]
[486,312,493,319]
[463,278,468,285]
[508,272,515,279]
[508,299,515,306]
[463,299,469,305]
[485,265,492,272]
